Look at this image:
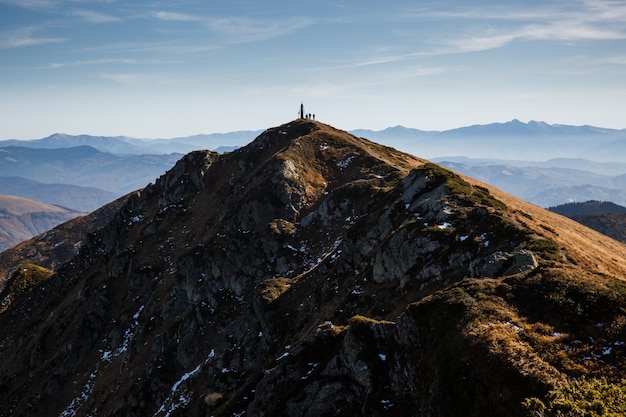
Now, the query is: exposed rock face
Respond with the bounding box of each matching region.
[1,120,625,417]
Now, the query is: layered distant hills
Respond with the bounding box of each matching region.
[0,131,262,155]
[2,120,626,416]
[352,119,626,162]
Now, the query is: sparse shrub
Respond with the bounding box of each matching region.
[204,391,224,407]
[540,224,557,234]
[517,210,534,220]
[522,378,626,417]
[259,277,291,304]
[526,239,562,263]
[269,219,296,236]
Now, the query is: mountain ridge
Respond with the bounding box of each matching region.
[1,120,625,416]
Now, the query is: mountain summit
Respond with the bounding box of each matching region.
[1,120,626,416]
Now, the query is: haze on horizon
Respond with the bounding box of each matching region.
[1,0,625,140]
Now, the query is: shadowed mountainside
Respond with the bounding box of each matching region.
[1,120,625,417]
[549,200,626,243]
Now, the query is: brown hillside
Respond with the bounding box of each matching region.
[0,194,83,253]
[0,120,625,417]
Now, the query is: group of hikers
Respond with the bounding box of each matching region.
[299,103,315,120]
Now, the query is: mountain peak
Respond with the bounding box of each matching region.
[1,121,626,417]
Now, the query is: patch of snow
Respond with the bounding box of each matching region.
[351,286,364,295]
[380,399,394,410]
[301,362,319,380]
[437,222,452,229]
[337,155,355,168]
[58,371,98,417]
[460,235,469,242]
[378,353,387,361]
[276,345,291,359]
[153,364,202,417]
[171,364,202,393]
[133,305,144,321]
[129,215,143,224]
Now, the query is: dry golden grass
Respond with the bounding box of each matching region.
[453,171,626,281]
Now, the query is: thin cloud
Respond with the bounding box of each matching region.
[100,73,151,86]
[407,1,626,54]
[0,26,67,48]
[71,9,121,24]
[49,58,136,68]
[0,0,57,10]
[152,11,200,22]
[603,55,626,65]
[100,72,182,87]
[204,16,315,44]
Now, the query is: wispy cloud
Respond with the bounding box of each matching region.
[49,58,136,68]
[0,0,57,10]
[0,26,67,48]
[71,9,121,24]
[152,11,199,22]
[100,72,151,86]
[100,72,181,87]
[411,0,626,54]
[603,55,626,65]
[204,16,315,43]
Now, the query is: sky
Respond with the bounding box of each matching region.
[0,0,625,139]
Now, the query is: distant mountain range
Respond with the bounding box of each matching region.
[352,119,626,162]
[0,131,263,155]
[4,119,626,161]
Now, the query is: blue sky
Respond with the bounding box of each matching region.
[1,0,625,139]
